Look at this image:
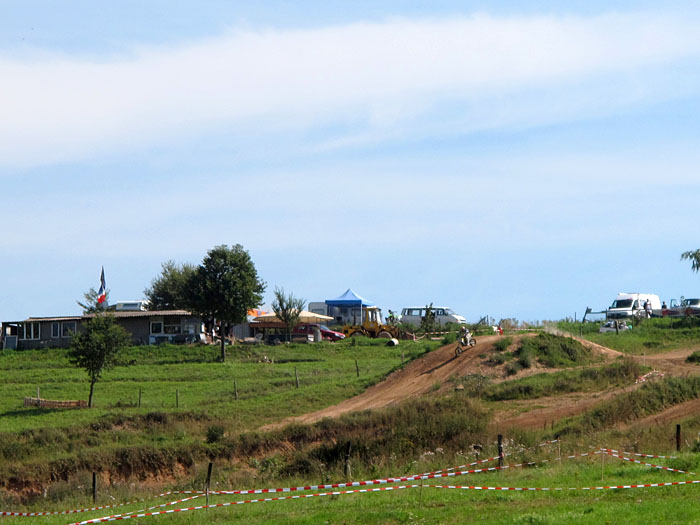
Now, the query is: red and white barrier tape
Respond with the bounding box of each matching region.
[72,485,419,524]
[76,479,700,524]
[602,450,694,475]
[0,444,683,519]
[603,448,677,459]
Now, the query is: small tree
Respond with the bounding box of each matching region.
[681,250,700,273]
[77,287,110,314]
[187,245,266,361]
[144,260,196,310]
[272,287,305,342]
[69,314,131,407]
[420,303,436,334]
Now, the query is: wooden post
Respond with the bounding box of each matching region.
[344,441,352,478]
[205,462,213,507]
[176,389,179,408]
[37,386,40,400]
[355,359,359,378]
[498,434,504,467]
[138,387,142,408]
[401,350,404,366]
[677,424,682,451]
[92,472,97,504]
[295,367,299,388]
[234,379,238,401]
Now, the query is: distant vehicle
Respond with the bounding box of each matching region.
[399,306,467,327]
[343,306,401,339]
[606,293,661,320]
[293,323,345,341]
[662,297,700,317]
[599,320,632,333]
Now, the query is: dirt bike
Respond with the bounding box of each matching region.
[455,331,477,356]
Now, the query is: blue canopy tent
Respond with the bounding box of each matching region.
[325,289,375,325]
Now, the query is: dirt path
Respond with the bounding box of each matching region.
[266,333,700,432]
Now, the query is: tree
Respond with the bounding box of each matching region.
[420,303,436,334]
[187,245,266,361]
[681,250,700,273]
[69,314,131,407]
[272,287,305,342]
[77,287,110,314]
[144,260,196,310]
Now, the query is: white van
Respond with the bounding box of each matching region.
[606,293,661,320]
[399,306,467,327]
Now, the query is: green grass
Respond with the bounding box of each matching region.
[0,339,441,486]
[559,317,700,355]
[516,333,593,368]
[13,448,700,524]
[485,359,643,401]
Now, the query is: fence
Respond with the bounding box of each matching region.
[23,397,87,408]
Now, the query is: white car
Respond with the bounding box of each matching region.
[399,306,467,327]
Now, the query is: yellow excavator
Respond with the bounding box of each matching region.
[342,306,401,339]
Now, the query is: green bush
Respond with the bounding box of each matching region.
[687,351,700,364]
[206,425,225,444]
[493,337,512,352]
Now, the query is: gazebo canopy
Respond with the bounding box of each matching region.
[325,289,375,307]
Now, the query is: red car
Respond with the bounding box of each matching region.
[293,323,345,341]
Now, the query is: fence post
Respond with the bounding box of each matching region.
[677,424,682,452]
[355,359,359,378]
[344,441,352,478]
[498,434,504,467]
[295,367,299,388]
[138,387,141,408]
[176,389,179,409]
[205,462,213,507]
[92,472,97,504]
[234,379,238,401]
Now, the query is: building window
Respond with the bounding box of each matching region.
[151,322,163,334]
[20,322,40,340]
[61,322,77,337]
[51,322,60,338]
[164,322,182,335]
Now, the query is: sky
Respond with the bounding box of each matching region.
[2,1,700,323]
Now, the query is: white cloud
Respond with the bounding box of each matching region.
[2,11,700,168]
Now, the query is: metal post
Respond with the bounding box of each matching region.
[205,462,213,507]
[92,472,97,504]
[498,434,504,467]
[677,424,682,452]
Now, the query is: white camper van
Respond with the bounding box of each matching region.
[399,306,467,327]
[606,293,661,320]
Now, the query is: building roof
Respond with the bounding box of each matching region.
[18,310,195,323]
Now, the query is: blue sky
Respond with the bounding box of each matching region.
[2,1,700,323]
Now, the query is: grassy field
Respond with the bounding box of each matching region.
[19,447,700,524]
[0,339,440,489]
[558,317,700,354]
[5,331,700,523]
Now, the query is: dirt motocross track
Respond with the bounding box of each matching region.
[274,334,700,431]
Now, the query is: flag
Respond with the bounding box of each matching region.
[97,267,107,306]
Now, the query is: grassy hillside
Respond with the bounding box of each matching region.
[558,317,700,354]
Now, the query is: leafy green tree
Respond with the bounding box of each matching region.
[69,314,131,407]
[144,260,196,310]
[681,250,700,273]
[77,287,110,314]
[187,245,266,361]
[272,287,305,342]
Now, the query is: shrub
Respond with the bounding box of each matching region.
[687,351,700,364]
[206,425,225,444]
[493,337,512,352]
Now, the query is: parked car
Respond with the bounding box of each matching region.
[293,323,345,341]
[662,297,700,317]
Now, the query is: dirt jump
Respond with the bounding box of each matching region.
[268,333,700,431]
